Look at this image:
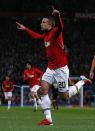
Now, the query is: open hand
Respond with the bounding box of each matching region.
[16,22,26,30]
[52,6,60,16]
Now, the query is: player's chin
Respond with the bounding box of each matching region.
[41,27,44,31]
[41,26,46,31]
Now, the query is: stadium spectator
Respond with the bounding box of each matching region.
[16,6,92,126]
[89,55,95,80]
[23,61,43,111]
[2,75,14,110]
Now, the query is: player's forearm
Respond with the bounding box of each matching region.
[16,21,43,39]
[53,14,64,30]
[52,7,64,30]
[25,27,43,39]
[57,15,64,30]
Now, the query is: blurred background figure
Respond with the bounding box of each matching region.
[23,61,43,111]
[2,75,14,110]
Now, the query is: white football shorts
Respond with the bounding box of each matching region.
[42,65,69,92]
[4,92,12,99]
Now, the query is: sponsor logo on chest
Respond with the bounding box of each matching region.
[45,41,50,47]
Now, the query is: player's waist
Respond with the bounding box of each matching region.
[48,63,67,69]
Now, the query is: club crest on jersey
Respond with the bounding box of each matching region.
[45,41,50,47]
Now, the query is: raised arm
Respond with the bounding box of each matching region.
[89,55,95,79]
[52,6,64,30]
[16,22,43,39]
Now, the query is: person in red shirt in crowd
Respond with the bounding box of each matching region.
[23,61,43,111]
[16,6,92,125]
[2,75,14,110]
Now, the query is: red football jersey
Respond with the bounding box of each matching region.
[24,15,68,69]
[2,80,14,92]
[23,67,43,87]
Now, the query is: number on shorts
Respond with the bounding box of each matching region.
[58,82,66,88]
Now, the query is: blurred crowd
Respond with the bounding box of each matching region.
[0,16,95,106]
[0,17,47,83]
[0,0,95,13]
[0,17,95,83]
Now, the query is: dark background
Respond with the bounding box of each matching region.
[0,0,95,83]
[0,0,95,12]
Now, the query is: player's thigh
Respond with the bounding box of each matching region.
[42,68,54,85]
[41,80,50,94]
[41,68,54,94]
[54,65,69,92]
[4,92,8,99]
[7,92,12,98]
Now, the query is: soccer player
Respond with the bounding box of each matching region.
[2,75,14,110]
[23,61,43,111]
[16,6,92,125]
[89,55,95,79]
